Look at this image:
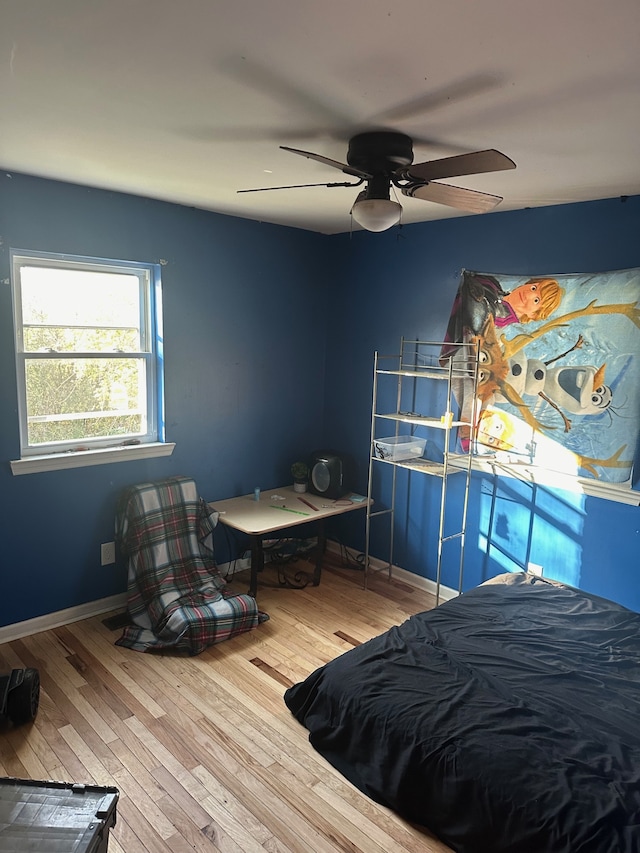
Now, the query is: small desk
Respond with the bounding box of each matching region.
[210,485,372,596]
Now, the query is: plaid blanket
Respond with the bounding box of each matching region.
[115,476,262,654]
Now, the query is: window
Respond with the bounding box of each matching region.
[11,250,167,467]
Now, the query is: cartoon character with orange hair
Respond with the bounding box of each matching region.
[442,271,565,359]
[500,278,564,324]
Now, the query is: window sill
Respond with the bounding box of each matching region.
[10,441,176,475]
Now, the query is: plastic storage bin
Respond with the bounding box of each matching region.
[373,435,427,461]
[0,778,119,853]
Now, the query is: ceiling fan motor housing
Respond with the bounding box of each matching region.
[347,131,414,175]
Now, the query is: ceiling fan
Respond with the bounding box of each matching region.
[238,131,516,232]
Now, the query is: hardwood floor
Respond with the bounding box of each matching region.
[0,552,453,853]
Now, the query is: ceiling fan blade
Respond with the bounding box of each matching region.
[238,179,363,193]
[403,182,503,213]
[280,145,371,179]
[405,149,516,182]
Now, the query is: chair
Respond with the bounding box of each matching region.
[115,476,265,654]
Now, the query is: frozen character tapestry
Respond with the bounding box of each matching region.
[441,268,640,483]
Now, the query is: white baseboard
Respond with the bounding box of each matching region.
[326,541,458,602]
[0,593,128,645]
[0,542,456,646]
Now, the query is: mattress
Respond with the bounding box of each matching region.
[284,572,640,852]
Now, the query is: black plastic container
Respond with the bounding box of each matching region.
[0,778,119,852]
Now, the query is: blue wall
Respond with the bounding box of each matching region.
[323,195,640,610]
[1,172,638,626]
[0,172,330,626]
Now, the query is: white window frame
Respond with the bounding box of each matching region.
[10,249,174,474]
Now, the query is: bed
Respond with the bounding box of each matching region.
[284,572,640,853]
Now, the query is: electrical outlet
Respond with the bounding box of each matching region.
[527,562,543,576]
[101,541,116,565]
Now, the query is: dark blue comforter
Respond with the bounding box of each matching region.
[284,573,640,853]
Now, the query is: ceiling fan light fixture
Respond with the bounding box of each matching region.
[351,197,402,232]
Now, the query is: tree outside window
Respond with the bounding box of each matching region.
[12,253,163,455]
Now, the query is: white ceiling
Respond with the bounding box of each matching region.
[2,0,639,235]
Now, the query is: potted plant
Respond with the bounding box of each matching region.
[291,461,309,493]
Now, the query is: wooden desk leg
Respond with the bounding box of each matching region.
[313,519,327,586]
[249,534,264,597]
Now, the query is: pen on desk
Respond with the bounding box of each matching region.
[298,497,319,511]
[269,505,310,516]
